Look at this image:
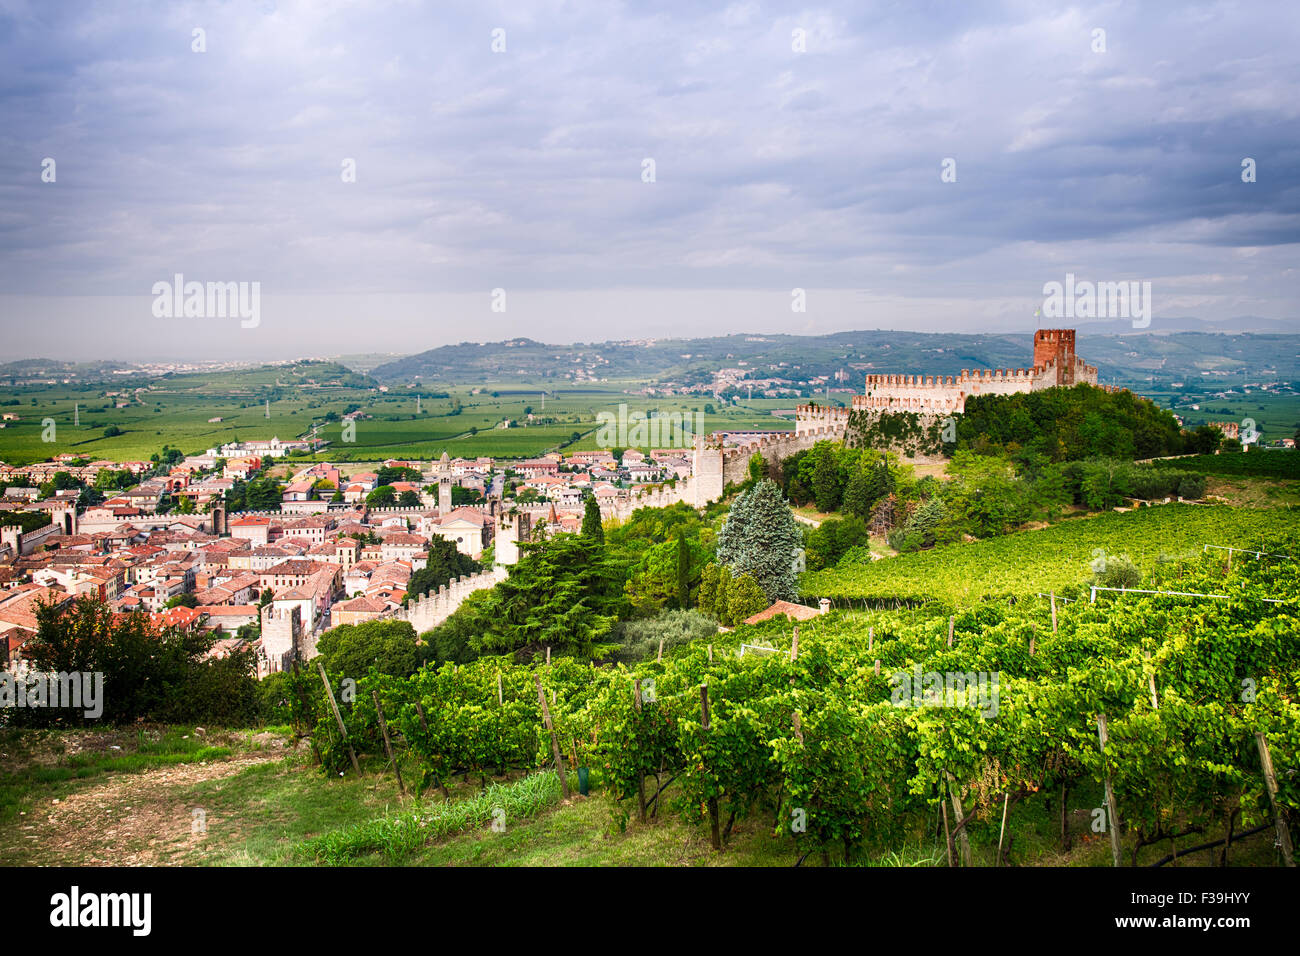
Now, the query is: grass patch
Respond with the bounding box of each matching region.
[296,771,566,865]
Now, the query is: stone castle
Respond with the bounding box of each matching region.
[795,328,1098,430]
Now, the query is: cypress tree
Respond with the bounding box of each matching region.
[581,495,604,544]
[675,530,690,609]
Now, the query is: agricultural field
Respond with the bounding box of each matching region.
[1166,391,1300,444]
[1153,451,1300,480]
[0,365,804,466]
[801,504,1299,605]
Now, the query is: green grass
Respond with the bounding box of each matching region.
[297,771,565,865]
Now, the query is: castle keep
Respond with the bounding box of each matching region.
[796,329,1098,430]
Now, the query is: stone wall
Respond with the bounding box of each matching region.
[387,565,507,633]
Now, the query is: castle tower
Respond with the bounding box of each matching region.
[259,605,302,675]
[435,451,452,515]
[494,510,532,566]
[52,504,77,536]
[1034,329,1078,386]
[210,502,227,536]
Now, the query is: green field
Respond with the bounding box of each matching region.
[801,503,1299,605]
[0,365,801,465]
[1153,451,1300,479]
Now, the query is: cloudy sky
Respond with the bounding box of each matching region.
[0,0,1297,361]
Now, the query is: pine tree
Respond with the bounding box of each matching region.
[581,495,604,543]
[715,479,799,602]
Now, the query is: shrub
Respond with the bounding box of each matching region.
[610,609,717,663]
[1092,554,1142,590]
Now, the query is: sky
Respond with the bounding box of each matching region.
[0,0,1297,361]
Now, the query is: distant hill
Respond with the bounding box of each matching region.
[370,329,1300,391]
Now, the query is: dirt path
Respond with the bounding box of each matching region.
[10,741,288,866]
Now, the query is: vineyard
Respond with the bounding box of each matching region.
[298,525,1300,866]
[801,504,1296,605]
[1151,452,1300,480]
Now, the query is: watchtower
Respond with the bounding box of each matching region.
[1033,329,1078,386]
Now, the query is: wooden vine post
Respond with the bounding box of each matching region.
[316,661,360,775]
[946,771,972,867]
[371,690,405,795]
[1097,713,1123,867]
[1050,591,1058,633]
[1255,732,1296,867]
[701,684,721,850]
[947,616,955,647]
[537,678,570,800]
[789,625,799,662]
[941,794,956,867]
[996,792,1010,866]
[867,626,873,652]
[633,679,648,823]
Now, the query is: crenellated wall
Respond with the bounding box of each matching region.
[386,565,507,633]
[801,329,1102,420]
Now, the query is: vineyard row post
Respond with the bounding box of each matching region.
[1096,713,1123,867]
[372,690,405,796]
[537,677,570,801]
[317,661,360,776]
[1255,732,1296,867]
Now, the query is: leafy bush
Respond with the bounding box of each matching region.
[610,609,717,663]
[1092,553,1142,590]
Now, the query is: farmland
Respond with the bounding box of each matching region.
[801,504,1299,606]
[0,363,803,466]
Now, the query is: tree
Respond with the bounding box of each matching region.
[727,573,769,624]
[366,484,397,507]
[316,618,428,681]
[697,563,720,618]
[715,479,800,602]
[451,486,483,506]
[432,534,622,661]
[17,597,259,726]
[810,442,843,513]
[675,530,691,609]
[405,537,482,605]
[103,425,122,437]
[581,495,605,543]
[398,489,422,507]
[77,486,105,508]
[1187,425,1223,456]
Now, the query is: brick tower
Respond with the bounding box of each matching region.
[1033,329,1077,386]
